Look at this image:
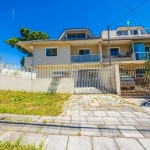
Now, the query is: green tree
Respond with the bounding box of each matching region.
[5,28,50,66]
[145,51,150,77]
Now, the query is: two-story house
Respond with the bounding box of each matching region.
[18,26,150,79]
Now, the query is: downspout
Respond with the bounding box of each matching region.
[30,43,34,79]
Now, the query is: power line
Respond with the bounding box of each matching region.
[110,0,147,26]
[118,0,150,22]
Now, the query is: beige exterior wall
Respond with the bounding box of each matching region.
[102,44,129,56]
[33,43,71,66]
[71,45,99,55]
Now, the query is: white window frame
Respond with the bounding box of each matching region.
[78,48,91,55]
[45,47,58,57]
[108,47,120,57]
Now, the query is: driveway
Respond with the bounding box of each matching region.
[0,94,150,150]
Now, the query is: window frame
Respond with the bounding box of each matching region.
[130,30,139,35]
[116,30,128,36]
[78,48,91,55]
[135,68,146,78]
[45,47,58,57]
[108,47,120,57]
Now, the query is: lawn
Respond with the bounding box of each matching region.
[0,140,42,150]
[0,90,69,116]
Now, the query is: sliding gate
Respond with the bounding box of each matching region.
[74,67,116,94]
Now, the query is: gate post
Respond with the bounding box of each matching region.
[114,63,121,96]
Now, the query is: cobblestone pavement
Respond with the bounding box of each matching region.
[0,94,150,150]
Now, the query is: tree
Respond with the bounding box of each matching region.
[20,56,25,67]
[5,28,50,66]
[145,51,150,77]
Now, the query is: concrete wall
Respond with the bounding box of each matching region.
[71,45,99,55]
[0,74,74,94]
[33,43,71,66]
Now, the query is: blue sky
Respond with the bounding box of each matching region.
[0,0,150,65]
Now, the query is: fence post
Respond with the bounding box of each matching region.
[114,63,121,96]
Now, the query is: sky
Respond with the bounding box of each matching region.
[0,0,150,65]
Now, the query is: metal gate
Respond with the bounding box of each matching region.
[120,65,150,97]
[73,67,116,94]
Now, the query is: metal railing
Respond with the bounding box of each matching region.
[71,55,100,63]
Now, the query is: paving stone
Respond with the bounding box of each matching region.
[99,125,122,137]
[118,126,144,138]
[118,117,131,125]
[93,111,107,117]
[134,118,150,125]
[133,112,150,118]
[87,117,104,124]
[98,107,109,111]
[0,124,24,131]
[106,111,122,117]
[81,124,100,136]
[103,117,121,125]
[0,130,4,135]
[66,111,79,116]
[60,124,80,135]
[90,103,100,107]
[62,116,71,123]
[135,126,150,138]
[80,111,94,117]
[0,131,23,142]
[40,124,61,134]
[44,135,68,150]
[21,133,45,146]
[93,137,118,150]
[126,118,140,125]
[68,136,92,150]
[20,124,43,133]
[120,112,137,118]
[0,123,5,128]
[138,139,150,150]
[120,107,135,112]
[71,116,87,124]
[115,138,144,150]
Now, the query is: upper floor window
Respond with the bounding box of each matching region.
[130,30,138,35]
[117,30,128,36]
[110,48,120,57]
[79,49,90,55]
[67,33,86,39]
[46,48,57,56]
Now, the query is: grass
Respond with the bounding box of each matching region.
[0,140,43,150]
[0,90,69,116]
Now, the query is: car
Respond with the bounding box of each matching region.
[120,73,135,89]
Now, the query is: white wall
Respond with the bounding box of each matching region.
[0,74,74,94]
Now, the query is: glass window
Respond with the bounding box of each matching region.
[135,53,148,60]
[110,48,119,57]
[79,49,90,55]
[136,69,145,77]
[133,43,146,52]
[67,33,86,39]
[130,30,138,35]
[117,30,128,36]
[46,48,57,56]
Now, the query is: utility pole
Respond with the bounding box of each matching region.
[108,25,111,66]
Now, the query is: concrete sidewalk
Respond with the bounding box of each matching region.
[0,94,150,150]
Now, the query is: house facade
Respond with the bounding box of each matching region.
[18,26,150,70]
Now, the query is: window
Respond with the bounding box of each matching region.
[117,30,128,36]
[110,48,119,57]
[130,30,138,35]
[136,69,145,78]
[67,33,86,39]
[79,49,90,55]
[133,43,146,52]
[46,48,57,56]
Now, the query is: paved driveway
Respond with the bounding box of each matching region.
[0,94,150,150]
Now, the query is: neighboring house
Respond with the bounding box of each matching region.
[18,26,150,78]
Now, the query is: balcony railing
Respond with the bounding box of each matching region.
[71,55,100,63]
[135,52,149,60]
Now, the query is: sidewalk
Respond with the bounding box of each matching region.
[0,94,150,150]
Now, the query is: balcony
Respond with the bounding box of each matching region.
[71,55,100,63]
[25,57,32,67]
[102,55,132,63]
[134,52,149,60]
